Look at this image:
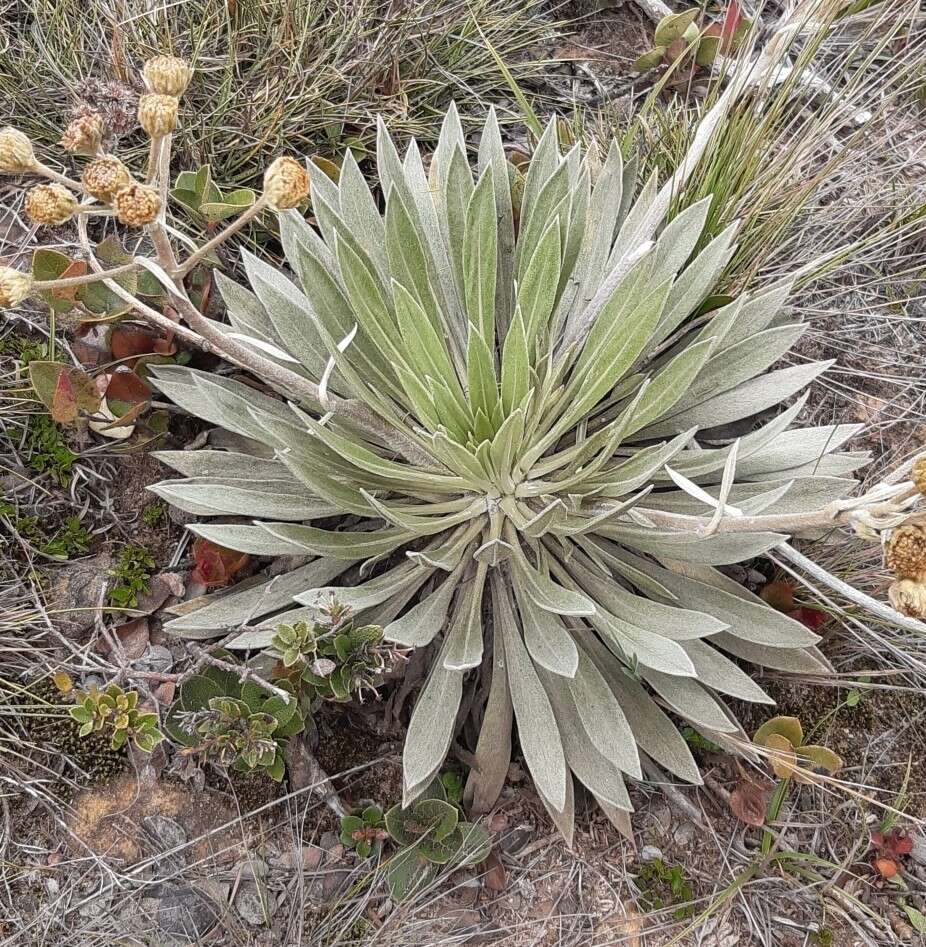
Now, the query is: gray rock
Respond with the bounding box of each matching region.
[48,553,113,639]
[156,883,222,945]
[142,815,187,855]
[234,881,270,926]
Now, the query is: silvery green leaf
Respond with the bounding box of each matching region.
[649,196,712,286]
[601,523,785,566]
[734,424,862,479]
[518,219,562,353]
[586,637,701,784]
[385,571,462,647]
[508,534,595,617]
[215,272,281,346]
[294,559,426,610]
[337,150,388,277]
[721,278,794,349]
[463,167,498,342]
[496,579,568,811]
[540,666,632,809]
[641,670,739,732]
[258,523,412,559]
[513,585,579,677]
[566,556,726,640]
[188,523,310,557]
[466,323,500,425]
[622,339,714,435]
[442,561,488,671]
[242,250,332,383]
[149,477,333,521]
[403,658,463,801]
[589,608,697,677]
[654,225,737,344]
[713,634,832,674]
[666,323,807,417]
[477,108,515,335]
[163,557,354,638]
[643,361,834,438]
[624,552,821,648]
[152,450,290,481]
[680,639,774,704]
[568,650,642,777]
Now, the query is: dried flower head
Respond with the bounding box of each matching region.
[113,183,160,226]
[263,156,309,210]
[82,155,132,202]
[60,111,104,154]
[885,524,926,581]
[0,267,33,308]
[74,80,138,140]
[138,93,179,138]
[0,126,36,173]
[912,455,926,497]
[142,55,193,97]
[25,183,79,226]
[888,579,926,618]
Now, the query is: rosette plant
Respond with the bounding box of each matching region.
[142,98,923,840]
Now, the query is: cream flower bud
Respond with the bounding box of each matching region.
[0,267,33,308]
[263,156,309,210]
[912,455,926,497]
[60,112,104,155]
[889,580,926,618]
[142,55,193,97]
[113,183,160,226]
[138,93,179,138]
[25,183,79,226]
[0,126,37,173]
[885,524,926,582]
[82,155,132,202]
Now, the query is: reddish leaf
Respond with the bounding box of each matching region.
[720,0,742,43]
[873,856,898,880]
[51,369,78,424]
[760,581,795,613]
[109,325,162,365]
[191,537,249,588]
[730,779,771,826]
[106,369,152,405]
[29,361,102,425]
[50,260,89,304]
[872,828,913,859]
[482,849,507,892]
[788,607,828,631]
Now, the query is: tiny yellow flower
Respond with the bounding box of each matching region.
[142,55,193,97]
[82,155,132,202]
[885,524,926,582]
[60,112,104,155]
[25,183,79,226]
[113,183,160,226]
[263,156,310,210]
[0,126,36,173]
[0,267,33,308]
[888,579,926,618]
[138,93,179,138]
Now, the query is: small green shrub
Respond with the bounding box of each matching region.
[637,858,695,919]
[339,805,387,859]
[24,413,75,485]
[382,778,490,900]
[271,607,400,701]
[69,683,164,752]
[108,545,155,607]
[164,663,305,781]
